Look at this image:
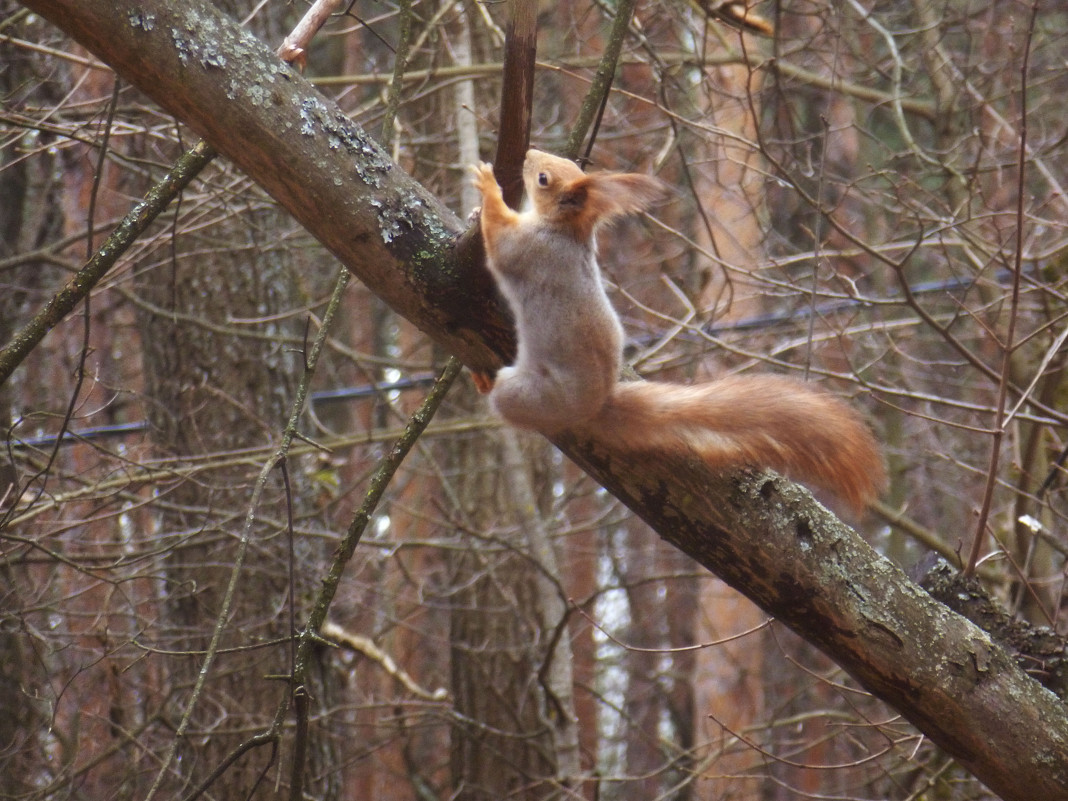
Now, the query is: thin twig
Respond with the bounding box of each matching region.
[379,0,412,152]
[965,0,1040,576]
[294,357,462,667]
[563,0,639,161]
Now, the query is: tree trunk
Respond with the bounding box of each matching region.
[448,425,558,800]
[0,40,40,798]
[136,199,339,798]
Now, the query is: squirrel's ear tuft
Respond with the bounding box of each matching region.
[611,174,666,213]
[587,173,666,221]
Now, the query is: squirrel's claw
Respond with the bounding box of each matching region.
[469,162,499,199]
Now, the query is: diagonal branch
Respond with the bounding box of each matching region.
[0,140,216,388]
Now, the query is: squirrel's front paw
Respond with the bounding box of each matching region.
[469,162,499,199]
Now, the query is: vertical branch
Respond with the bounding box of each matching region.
[380,0,413,153]
[494,0,538,207]
[499,427,584,784]
[454,6,482,216]
[966,0,1040,576]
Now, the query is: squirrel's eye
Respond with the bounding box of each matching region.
[537,172,549,187]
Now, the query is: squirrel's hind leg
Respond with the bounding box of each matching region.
[489,366,570,435]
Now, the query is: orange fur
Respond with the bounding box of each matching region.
[522,150,664,242]
[471,150,883,512]
[585,377,883,513]
[470,161,521,266]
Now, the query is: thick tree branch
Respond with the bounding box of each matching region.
[17,1,1068,798]
[919,559,1068,700]
[21,0,511,377]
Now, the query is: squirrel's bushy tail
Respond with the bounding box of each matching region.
[577,376,884,512]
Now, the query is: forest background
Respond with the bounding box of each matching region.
[2,0,1067,799]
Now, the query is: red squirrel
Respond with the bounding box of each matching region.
[470,150,884,511]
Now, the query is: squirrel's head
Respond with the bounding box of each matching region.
[522,150,587,220]
[522,149,664,239]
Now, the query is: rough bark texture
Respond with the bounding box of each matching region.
[18,0,1068,798]
[447,405,559,800]
[919,558,1068,700]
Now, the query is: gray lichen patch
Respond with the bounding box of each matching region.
[170,26,195,65]
[128,10,155,30]
[246,83,271,107]
[370,198,407,244]
[293,96,392,190]
[201,43,226,69]
[165,5,277,77]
